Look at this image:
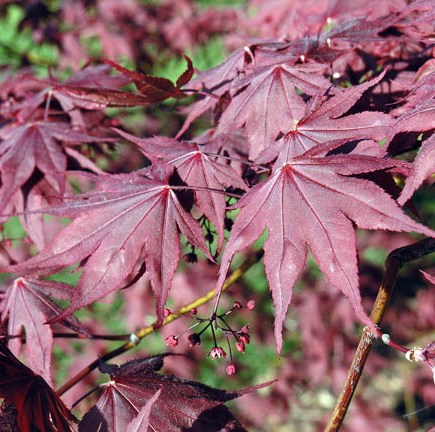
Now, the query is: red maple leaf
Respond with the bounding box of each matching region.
[395,100,435,135]
[0,341,75,432]
[53,55,194,107]
[398,134,435,205]
[116,129,247,252]
[4,172,212,325]
[0,277,87,385]
[215,62,331,159]
[0,65,131,126]
[79,355,272,432]
[0,120,107,214]
[215,146,434,351]
[218,70,393,161]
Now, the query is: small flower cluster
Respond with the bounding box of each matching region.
[164,300,254,376]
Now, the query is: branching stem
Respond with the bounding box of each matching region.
[56,251,262,397]
[325,238,435,431]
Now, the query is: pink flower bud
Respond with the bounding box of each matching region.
[241,325,250,334]
[239,332,250,345]
[226,364,236,376]
[165,335,178,347]
[209,346,227,359]
[164,308,171,317]
[247,300,255,310]
[236,341,245,353]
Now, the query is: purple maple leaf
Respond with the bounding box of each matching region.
[256,72,394,163]
[4,172,212,325]
[79,355,272,432]
[215,146,434,351]
[116,129,247,251]
[0,121,107,214]
[216,62,331,159]
[0,277,86,385]
[0,342,74,432]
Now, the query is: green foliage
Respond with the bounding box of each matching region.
[0,4,58,74]
[2,217,26,243]
[363,247,389,267]
[152,37,226,84]
[195,0,247,7]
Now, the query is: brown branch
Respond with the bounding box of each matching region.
[325,238,435,432]
[56,251,263,397]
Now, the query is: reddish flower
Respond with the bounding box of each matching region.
[241,325,250,334]
[236,341,245,353]
[209,347,227,359]
[165,335,178,347]
[247,300,256,310]
[226,364,236,376]
[239,332,250,345]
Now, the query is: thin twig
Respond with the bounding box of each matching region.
[56,251,263,396]
[325,238,435,431]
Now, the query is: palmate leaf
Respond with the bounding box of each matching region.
[216,62,331,159]
[116,130,247,252]
[215,145,435,351]
[218,70,393,161]
[0,342,74,432]
[0,277,87,386]
[4,172,212,325]
[0,120,107,214]
[79,355,271,432]
[256,71,395,163]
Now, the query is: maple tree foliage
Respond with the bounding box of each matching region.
[0,0,434,430]
[0,341,75,432]
[0,277,87,385]
[80,354,271,432]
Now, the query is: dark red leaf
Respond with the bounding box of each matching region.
[115,129,247,251]
[4,173,213,325]
[79,355,272,432]
[0,341,75,432]
[51,85,160,107]
[54,55,193,108]
[215,149,434,351]
[1,277,88,385]
[0,120,107,214]
[220,71,393,161]
[104,55,193,100]
[216,62,331,159]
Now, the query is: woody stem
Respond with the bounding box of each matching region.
[324,238,435,432]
